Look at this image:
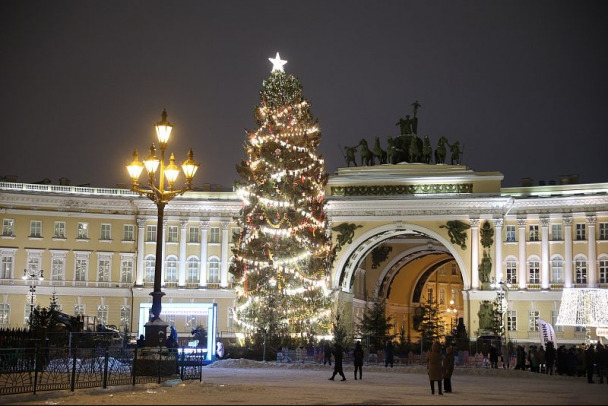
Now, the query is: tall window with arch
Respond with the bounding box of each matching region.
[165,256,178,283]
[208,257,220,284]
[574,257,587,284]
[144,255,155,283]
[550,256,564,284]
[187,257,200,284]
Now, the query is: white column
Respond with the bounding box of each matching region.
[540,217,550,289]
[199,221,209,287]
[517,219,527,290]
[470,219,480,289]
[493,219,503,283]
[178,220,188,287]
[136,218,146,286]
[564,216,573,288]
[161,220,167,286]
[587,216,597,288]
[220,221,230,288]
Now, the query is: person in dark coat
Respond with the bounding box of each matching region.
[323,340,332,366]
[353,341,364,380]
[384,339,394,368]
[328,342,346,381]
[426,341,443,395]
[544,341,556,375]
[443,345,455,393]
[585,344,596,383]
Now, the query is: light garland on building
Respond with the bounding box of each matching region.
[556,288,608,327]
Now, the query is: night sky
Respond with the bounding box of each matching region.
[1,1,607,190]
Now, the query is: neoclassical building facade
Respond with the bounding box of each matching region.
[1,163,607,345]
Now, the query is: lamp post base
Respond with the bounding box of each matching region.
[144,317,169,347]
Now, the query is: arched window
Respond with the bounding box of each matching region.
[505,256,517,284]
[550,255,564,283]
[574,256,587,284]
[165,255,178,283]
[208,257,220,283]
[187,256,200,284]
[598,255,608,284]
[144,255,155,283]
[528,256,540,284]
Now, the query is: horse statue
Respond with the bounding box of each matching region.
[435,136,448,164]
[344,145,358,167]
[372,137,387,164]
[393,135,411,163]
[358,139,375,166]
[422,135,432,164]
[409,135,423,163]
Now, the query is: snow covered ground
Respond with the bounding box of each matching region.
[2,358,607,405]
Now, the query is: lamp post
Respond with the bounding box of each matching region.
[491,279,510,344]
[446,298,458,334]
[126,109,199,347]
[23,268,44,330]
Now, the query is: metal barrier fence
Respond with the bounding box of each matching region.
[0,346,206,396]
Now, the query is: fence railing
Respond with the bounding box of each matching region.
[0,345,206,396]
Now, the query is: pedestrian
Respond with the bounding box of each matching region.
[544,341,556,375]
[596,343,607,383]
[323,340,332,366]
[328,342,346,381]
[384,339,394,368]
[443,345,455,393]
[353,340,364,380]
[426,341,443,395]
[585,344,596,383]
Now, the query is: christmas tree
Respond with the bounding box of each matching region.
[231,53,333,346]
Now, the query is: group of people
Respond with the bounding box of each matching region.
[426,342,455,395]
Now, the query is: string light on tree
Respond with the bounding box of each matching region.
[231,52,334,345]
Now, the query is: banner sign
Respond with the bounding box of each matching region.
[537,318,556,349]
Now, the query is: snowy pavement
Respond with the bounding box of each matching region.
[2,358,607,405]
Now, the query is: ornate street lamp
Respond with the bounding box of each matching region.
[446,298,458,334]
[23,268,44,330]
[126,109,199,346]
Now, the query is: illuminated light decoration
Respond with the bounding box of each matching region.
[269,52,287,72]
[556,288,608,327]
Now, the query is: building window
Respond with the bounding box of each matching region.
[26,250,42,275]
[120,305,130,331]
[439,288,445,305]
[167,226,178,243]
[507,310,516,332]
[187,257,199,284]
[528,310,539,332]
[74,304,85,316]
[51,256,65,281]
[123,224,135,242]
[54,222,66,239]
[77,223,89,239]
[75,257,88,281]
[209,227,220,244]
[575,223,586,241]
[528,260,540,284]
[600,223,608,240]
[228,307,234,329]
[451,263,457,275]
[146,226,157,242]
[506,225,516,242]
[0,250,14,279]
[98,258,111,282]
[144,255,155,283]
[551,310,563,333]
[439,267,446,276]
[208,258,220,283]
[599,258,608,284]
[97,305,108,325]
[529,225,539,242]
[427,287,434,303]
[551,257,563,283]
[120,257,134,283]
[188,227,199,243]
[551,224,562,241]
[100,224,111,240]
[506,260,517,284]
[30,220,42,238]
[0,303,9,327]
[575,258,587,284]
[2,219,14,237]
[165,256,178,283]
